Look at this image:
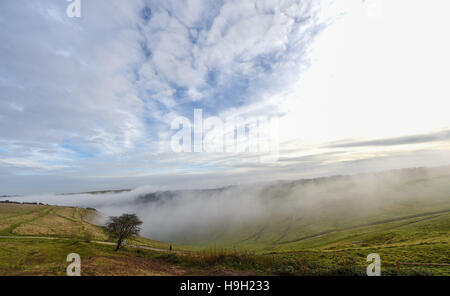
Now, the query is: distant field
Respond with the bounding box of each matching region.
[188,172,450,250]
[177,210,450,275]
[0,204,107,240]
[185,172,450,275]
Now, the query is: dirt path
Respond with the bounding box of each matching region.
[93,240,189,254]
[0,235,185,254]
[0,235,256,276]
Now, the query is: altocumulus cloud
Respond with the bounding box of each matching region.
[0,0,329,193]
[1,0,450,195]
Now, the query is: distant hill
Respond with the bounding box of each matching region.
[58,189,132,196]
[128,166,450,249]
[1,168,449,276]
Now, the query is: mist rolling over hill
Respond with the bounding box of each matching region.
[2,0,450,280]
[5,166,450,248]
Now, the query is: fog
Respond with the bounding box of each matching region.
[4,166,450,244]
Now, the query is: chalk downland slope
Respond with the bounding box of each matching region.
[0,166,449,276]
[0,203,209,276]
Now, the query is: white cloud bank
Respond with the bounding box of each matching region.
[0,0,450,194]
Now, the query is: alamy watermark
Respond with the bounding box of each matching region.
[171,109,280,162]
[66,253,81,276]
[66,0,81,18]
[367,253,381,276]
[64,251,380,276]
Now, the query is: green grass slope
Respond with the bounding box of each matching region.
[190,171,450,251]
[0,167,448,276]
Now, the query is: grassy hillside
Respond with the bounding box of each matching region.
[183,171,450,250]
[0,203,177,248]
[0,167,449,276]
[0,238,257,276]
[0,203,448,275]
[0,203,260,275]
[0,204,107,240]
[177,170,450,275]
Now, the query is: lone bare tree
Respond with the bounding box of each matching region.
[105,213,143,251]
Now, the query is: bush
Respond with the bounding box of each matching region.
[83,232,93,243]
[273,265,295,275]
[158,253,181,264]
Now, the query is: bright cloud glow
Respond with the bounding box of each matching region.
[0,0,449,194]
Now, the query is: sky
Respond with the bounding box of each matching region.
[1,0,450,195]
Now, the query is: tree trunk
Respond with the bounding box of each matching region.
[115,239,122,251]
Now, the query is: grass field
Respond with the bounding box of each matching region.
[183,172,450,250]
[0,204,104,239]
[0,203,260,275]
[0,168,449,276]
[0,201,448,275]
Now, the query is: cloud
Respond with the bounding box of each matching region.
[328,129,450,148]
[0,158,68,171]
[0,0,147,157]
[1,0,450,194]
[5,165,450,244]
